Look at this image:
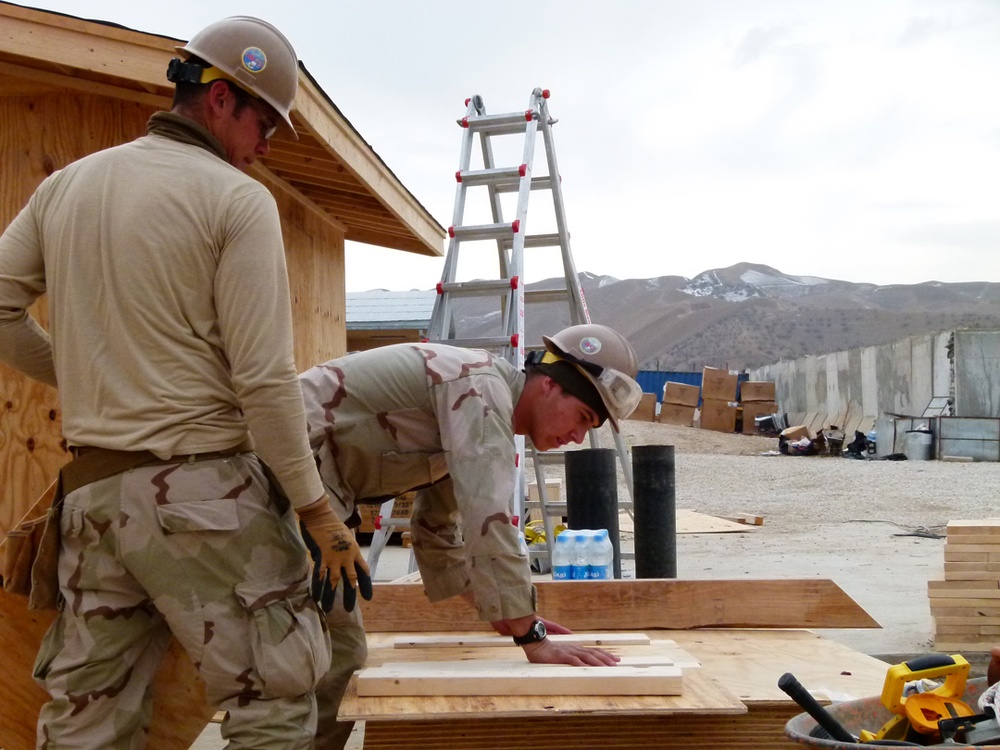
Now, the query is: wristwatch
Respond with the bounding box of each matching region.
[512,619,547,646]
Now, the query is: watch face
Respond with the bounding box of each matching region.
[514,619,548,645]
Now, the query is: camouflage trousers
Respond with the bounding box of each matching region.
[314,589,368,750]
[33,452,331,749]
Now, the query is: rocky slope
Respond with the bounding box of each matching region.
[448,263,1000,370]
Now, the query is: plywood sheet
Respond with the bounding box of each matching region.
[343,630,891,750]
[357,660,682,697]
[360,579,879,633]
[619,508,752,535]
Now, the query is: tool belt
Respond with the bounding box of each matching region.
[1,442,251,611]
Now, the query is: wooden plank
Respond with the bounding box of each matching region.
[360,579,879,633]
[393,632,651,649]
[356,661,683,697]
[948,520,1000,534]
[342,663,742,721]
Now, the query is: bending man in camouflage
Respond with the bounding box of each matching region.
[299,323,644,749]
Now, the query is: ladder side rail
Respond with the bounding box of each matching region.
[428,99,485,342]
[365,497,397,577]
[537,97,590,327]
[528,444,559,559]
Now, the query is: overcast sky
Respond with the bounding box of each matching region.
[19,0,1000,291]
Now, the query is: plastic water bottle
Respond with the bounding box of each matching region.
[571,531,590,580]
[552,530,574,581]
[589,529,613,580]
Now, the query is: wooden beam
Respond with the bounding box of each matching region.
[360,579,880,632]
[392,632,651,649]
[0,5,178,90]
[294,77,444,257]
[0,60,168,107]
[356,660,683,697]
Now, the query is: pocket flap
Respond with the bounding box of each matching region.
[234,563,308,612]
[155,498,239,533]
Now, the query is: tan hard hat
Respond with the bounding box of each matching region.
[176,16,299,137]
[542,324,643,430]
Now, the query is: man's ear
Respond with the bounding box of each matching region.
[205,79,234,117]
[539,374,562,396]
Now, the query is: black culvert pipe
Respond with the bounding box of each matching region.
[565,448,620,578]
[633,444,676,578]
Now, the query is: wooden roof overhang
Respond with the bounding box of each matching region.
[0,2,444,257]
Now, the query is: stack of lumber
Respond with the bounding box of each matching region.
[929,519,1000,652]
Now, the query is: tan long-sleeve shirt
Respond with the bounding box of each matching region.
[0,113,323,507]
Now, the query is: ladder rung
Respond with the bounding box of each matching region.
[474,175,555,194]
[500,233,562,250]
[450,222,520,242]
[525,288,570,304]
[523,501,568,513]
[431,336,516,350]
[457,165,525,186]
[438,279,516,297]
[458,111,538,135]
[531,451,569,465]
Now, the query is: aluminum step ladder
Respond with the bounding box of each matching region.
[424,87,635,572]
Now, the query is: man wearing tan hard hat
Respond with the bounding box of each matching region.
[0,16,363,749]
[298,322,644,748]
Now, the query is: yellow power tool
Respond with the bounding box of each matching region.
[859,653,972,743]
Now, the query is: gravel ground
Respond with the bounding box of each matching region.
[570,420,1000,662]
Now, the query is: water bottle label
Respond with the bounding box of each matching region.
[571,565,588,580]
[552,565,572,581]
[588,565,610,580]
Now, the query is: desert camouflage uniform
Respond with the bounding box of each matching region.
[299,343,536,748]
[0,111,331,748]
[33,453,330,750]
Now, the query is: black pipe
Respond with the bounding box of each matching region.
[633,444,676,578]
[565,448,620,578]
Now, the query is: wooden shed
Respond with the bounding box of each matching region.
[0,2,445,536]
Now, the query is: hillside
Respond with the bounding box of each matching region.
[447,263,1000,370]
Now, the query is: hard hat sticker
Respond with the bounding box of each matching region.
[242,47,267,73]
[579,336,601,355]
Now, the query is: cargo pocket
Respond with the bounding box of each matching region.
[234,564,331,698]
[155,498,240,534]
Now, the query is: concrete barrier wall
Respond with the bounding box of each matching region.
[955,330,1000,418]
[749,331,953,419]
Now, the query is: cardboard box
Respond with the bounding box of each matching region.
[659,402,696,427]
[699,398,739,433]
[741,380,776,402]
[741,400,778,434]
[780,425,811,441]
[357,491,414,534]
[662,381,701,407]
[702,366,739,402]
[527,480,563,525]
[627,392,657,422]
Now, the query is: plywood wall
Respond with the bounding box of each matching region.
[1,92,348,534]
[267,174,348,368]
[0,93,151,535]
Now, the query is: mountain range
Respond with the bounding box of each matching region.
[449,262,1000,371]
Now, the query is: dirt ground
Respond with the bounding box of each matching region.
[588,419,1000,664]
